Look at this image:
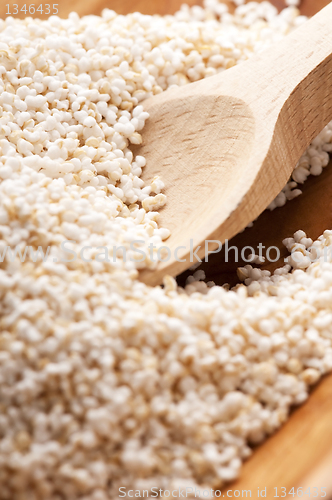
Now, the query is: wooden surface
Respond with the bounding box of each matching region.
[0,0,330,17]
[1,0,332,497]
[138,2,332,285]
[229,377,332,500]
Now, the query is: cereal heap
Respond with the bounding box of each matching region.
[1,1,332,499]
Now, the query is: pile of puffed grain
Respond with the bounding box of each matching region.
[1,1,332,499]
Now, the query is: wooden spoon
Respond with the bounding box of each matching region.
[137,2,332,286]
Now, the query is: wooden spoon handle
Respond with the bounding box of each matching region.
[237,1,332,114]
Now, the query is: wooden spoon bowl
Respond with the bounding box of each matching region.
[137,3,332,285]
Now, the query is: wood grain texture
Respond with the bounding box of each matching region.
[1,0,332,497]
[226,376,332,500]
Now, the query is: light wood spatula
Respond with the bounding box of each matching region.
[136,2,332,286]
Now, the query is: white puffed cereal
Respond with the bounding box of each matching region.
[0,2,331,499]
